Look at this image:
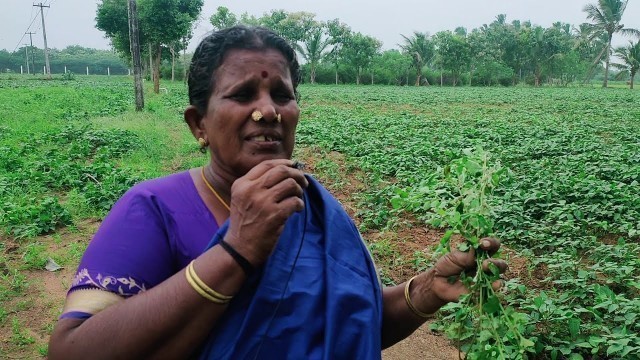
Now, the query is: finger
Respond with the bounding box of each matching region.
[479,237,501,256]
[481,259,508,275]
[491,279,505,292]
[243,159,296,180]
[434,278,470,303]
[434,249,477,277]
[260,165,308,189]
[275,196,305,217]
[269,177,305,203]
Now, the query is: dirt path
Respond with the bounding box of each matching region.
[383,324,460,360]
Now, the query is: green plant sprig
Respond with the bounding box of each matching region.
[434,148,534,359]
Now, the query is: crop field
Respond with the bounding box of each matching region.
[0,75,639,358]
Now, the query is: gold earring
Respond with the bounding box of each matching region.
[276,113,282,123]
[251,110,263,122]
[198,138,208,153]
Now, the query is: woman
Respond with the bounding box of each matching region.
[49,26,506,359]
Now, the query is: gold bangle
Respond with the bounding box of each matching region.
[185,268,225,303]
[404,275,436,319]
[185,261,232,304]
[188,261,233,301]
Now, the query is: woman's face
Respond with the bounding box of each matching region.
[203,48,300,178]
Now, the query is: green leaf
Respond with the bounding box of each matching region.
[519,338,535,348]
[569,317,581,339]
[559,346,572,355]
[390,197,403,209]
[482,295,501,314]
[607,343,624,356]
[440,229,454,245]
[457,242,470,252]
[478,330,493,342]
[464,159,483,176]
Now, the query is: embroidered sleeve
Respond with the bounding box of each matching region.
[67,187,175,298]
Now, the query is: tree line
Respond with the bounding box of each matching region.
[0,45,129,75]
[206,1,639,88]
[2,0,638,90]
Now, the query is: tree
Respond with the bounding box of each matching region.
[343,32,381,85]
[128,0,144,110]
[295,23,331,84]
[138,0,202,93]
[96,0,203,93]
[400,32,434,86]
[522,25,548,86]
[467,27,505,86]
[326,19,351,84]
[467,26,513,86]
[582,0,640,87]
[209,6,237,30]
[96,0,136,60]
[612,40,640,88]
[167,41,182,81]
[371,49,412,85]
[433,31,471,86]
[259,10,316,45]
[484,15,522,85]
[573,23,608,83]
[238,12,260,27]
[542,23,578,85]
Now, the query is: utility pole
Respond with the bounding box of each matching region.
[26,32,35,75]
[24,44,30,74]
[128,0,144,111]
[33,3,51,78]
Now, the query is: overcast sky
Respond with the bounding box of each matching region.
[1,0,639,53]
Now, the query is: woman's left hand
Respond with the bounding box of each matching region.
[409,237,507,314]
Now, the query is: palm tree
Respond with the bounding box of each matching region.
[296,26,331,84]
[400,32,434,86]
[573,23,608,83]
[612,40,640,89]
[582,0,640,87]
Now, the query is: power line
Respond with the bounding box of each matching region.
[32,4,52,34]
[23,1,51,37]
[11,11,41,53]
[28,3,36,27]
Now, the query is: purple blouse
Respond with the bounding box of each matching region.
[69,171,220,296]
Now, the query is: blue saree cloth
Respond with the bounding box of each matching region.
[199,176,382,359]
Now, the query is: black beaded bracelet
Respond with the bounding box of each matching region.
[219,239,255,276]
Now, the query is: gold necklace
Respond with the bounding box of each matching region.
[201,167,230,211]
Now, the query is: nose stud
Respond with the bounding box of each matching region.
[251,110,263,122]
[251,110,282,123]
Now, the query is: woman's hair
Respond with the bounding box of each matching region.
[188,25,301,116]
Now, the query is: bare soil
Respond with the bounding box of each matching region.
[0,222,98,359]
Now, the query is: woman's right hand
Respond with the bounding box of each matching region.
[223,159,309,266]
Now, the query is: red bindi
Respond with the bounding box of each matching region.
[261,71,268,78]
